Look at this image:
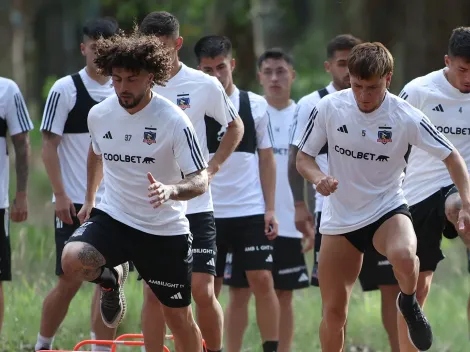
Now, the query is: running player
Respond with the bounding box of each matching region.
[297,42,470,351]
[139,12,244,352]
[288,34,400,352]
[35,17,119,352]
[62,28,206,352]
[0,77,33,335]
[399,26,470,351]
[194,35,280,352]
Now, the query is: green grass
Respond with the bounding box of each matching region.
[1,127,469,351]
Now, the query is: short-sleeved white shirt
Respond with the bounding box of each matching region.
[40,68,113,204]
[0,78,34,208]
[401,69,470,205]
[88,93,207,236]
[210,87,273,218]
[153,63,237,215]
[270,101,302,238]
[299,89,453,235]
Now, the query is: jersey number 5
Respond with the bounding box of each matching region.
[125,134,132,141]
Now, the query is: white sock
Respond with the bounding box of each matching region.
[35,334,54,351]
[141,331,146,352]
[91,331,96,350]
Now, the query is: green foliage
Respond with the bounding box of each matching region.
[41,75,58,102]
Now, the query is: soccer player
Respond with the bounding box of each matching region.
[139,12,244,352]
[288,34,400,352]
[297,42,470,351]
[194,35,279,352]
[0,77,33,335]
[399,26,470,351]
[61,29,207,352]
[35,17,119,352]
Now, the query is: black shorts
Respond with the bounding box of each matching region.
[410,184,455,272]
[0,209,11,281]
[224,236,309,291]
[311,212,397,291]
[67,208,192,308]
[187,212,217,276]
[215,214,273,280]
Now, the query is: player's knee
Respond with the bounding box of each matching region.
[246,270,274,295]
[163,306,194,331]
[192,277,215,308]
[61,241,86,276]
[322,305,347,332]
[445,195,460,224]
[388,246,417,273]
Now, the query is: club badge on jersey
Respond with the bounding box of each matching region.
[377,126,393,144]
[143,127,157,145]
[176,94,190,110]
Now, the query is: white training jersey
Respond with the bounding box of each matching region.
[298,89,453,235]
[290,82,337,213]
[153,63,237,215]
[88,93,207,236]
[40,68,113,204]
[0,78,34,209]
[210,87,273,218]
[401,69,470,206]
[270,101,302,238]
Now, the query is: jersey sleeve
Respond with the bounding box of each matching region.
[409,111,454,160]
[290,97,317,146]
[398,79,425,110]
[87,106,101,155]
[40,78,73,136]
[5,80,34,136]
[204,78,238,127]
[173,113,208,176]
[298,104,328,157]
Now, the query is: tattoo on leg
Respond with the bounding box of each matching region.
[77,243,105,281]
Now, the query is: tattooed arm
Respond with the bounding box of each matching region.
[10,132,31,222]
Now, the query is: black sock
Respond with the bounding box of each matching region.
[399,291,417,310]
[90,267,118,289]
[263,341,278,352]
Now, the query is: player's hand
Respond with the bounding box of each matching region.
[301,222,315,253]
[147,172,174,208]
[457,204,470,235]
[315,176,339,196]
[10,192,28,222]
[264,210,279,240]
[55,193,75,225]
[77,202,94,224]
[294,202,315,235]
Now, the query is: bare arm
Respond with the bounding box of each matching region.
[288,145,308,204]
[259,148,276,212]
[41,131,65,196]
[10,132,31,222]
[296,150,326,185]
[208,117,244,180]
[443,150,470,207]
[170,169,209,201]
[11,132,30,194]
[84,144,104,205]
